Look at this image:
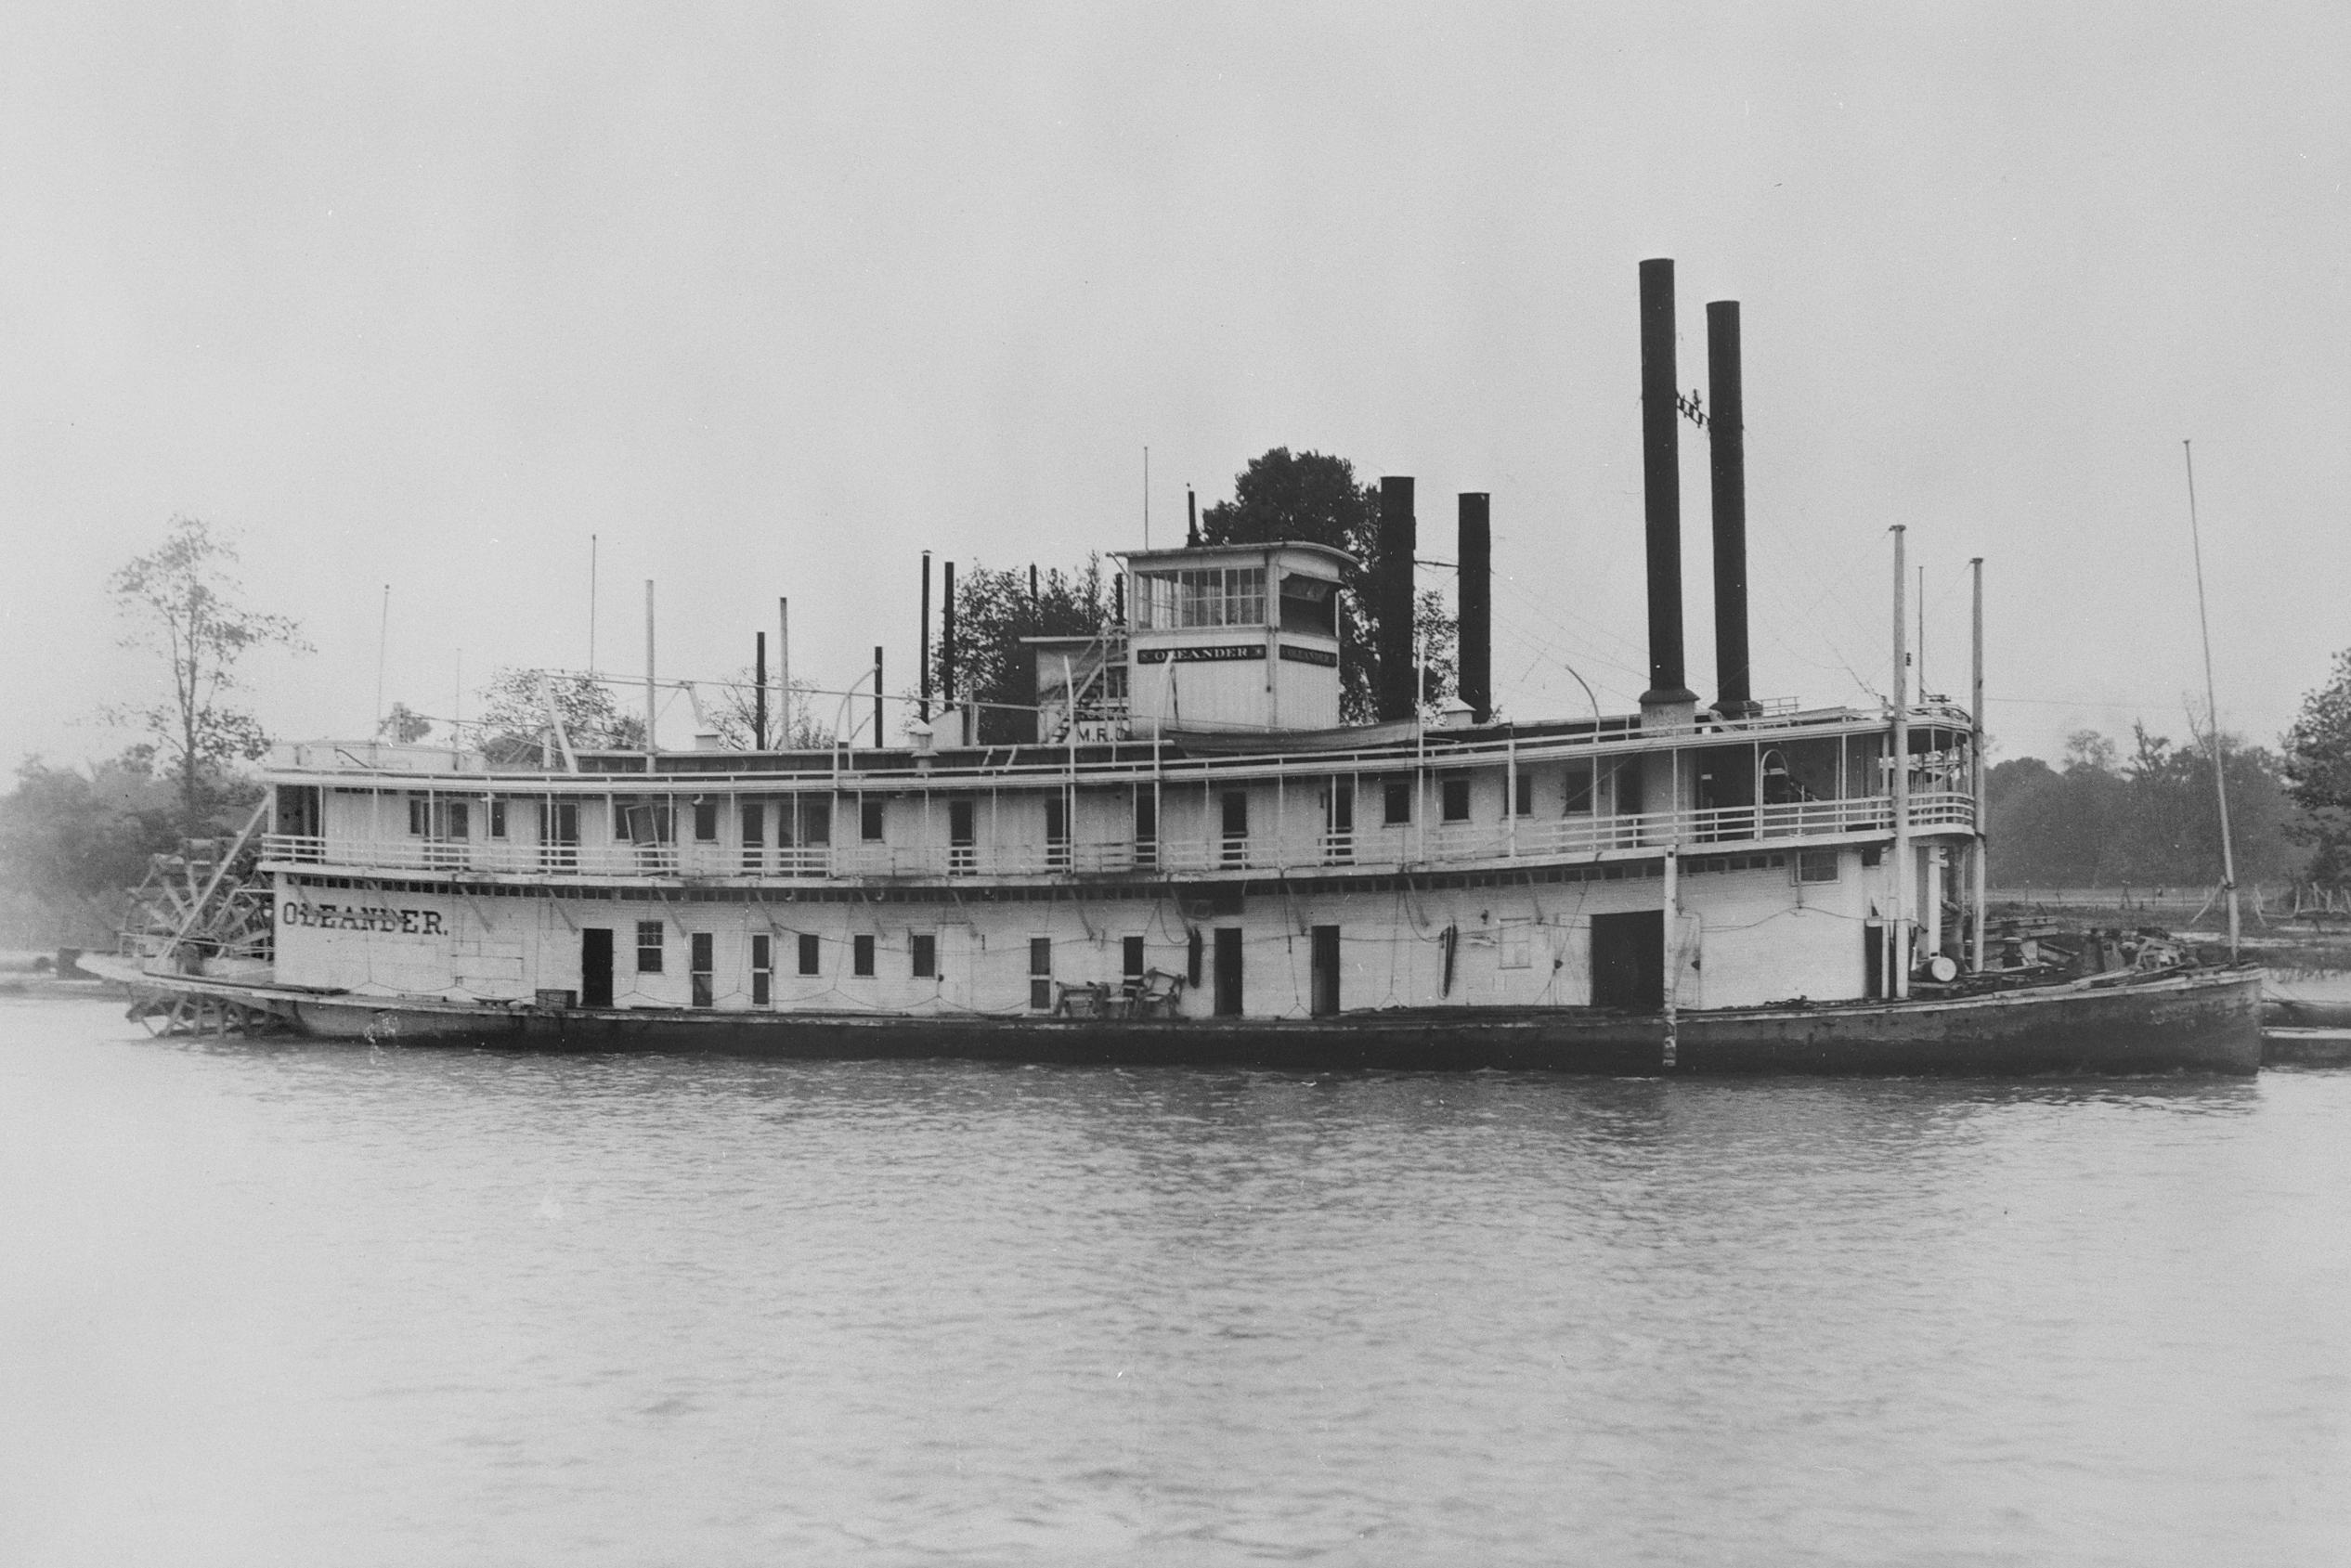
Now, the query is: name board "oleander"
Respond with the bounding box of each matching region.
[1136,644,1265,665]
[281,902,447,934]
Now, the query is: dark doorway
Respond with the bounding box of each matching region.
[1213,927,1244,1016]
[949,799,977,875]
[1310,925,1341,1017]
[1590,910,1664,1012]
[581,927,614,1008]
[1864,919,1886,1000]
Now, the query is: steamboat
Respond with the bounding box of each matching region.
[102,262,2262,1073]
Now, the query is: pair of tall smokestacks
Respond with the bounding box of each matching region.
[1640,256,1753,719]
[1370,479,1495,725]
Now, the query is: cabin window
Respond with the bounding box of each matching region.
[1135,565,1267,629]
[852,934,876,977]
[861,799,886,842]
[1383,778,1412,824]
[1220,792,1249,864]
[408,797,469,837]
[1861,845,1883,868]
[1030,937,1052,1010]
[750,934,772,1005]
[689,932,714,1007]
[1278,573,1338,636]
[618,802,672,843]
[636,921,664,973]
[799,932,821,975]
[488,799,508,838]
[1441,777,1471,823]
[911,932,936,979]
[1513,773,1533,817]
[1564,763,1595,815]
[693,799,720,841]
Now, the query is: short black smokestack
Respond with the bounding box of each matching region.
[1377,476,1417,720]
[1458,492,1491,723]
[1639,258,1695,708]
[1708,299,1754,718]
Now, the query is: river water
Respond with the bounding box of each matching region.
[3,996,2346,1566]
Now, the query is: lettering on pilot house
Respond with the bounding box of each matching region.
[281,902,446,935]
[1136,644,1266,665]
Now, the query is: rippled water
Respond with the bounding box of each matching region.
[4,996,2348,1565]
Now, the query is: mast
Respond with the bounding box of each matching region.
[643,580,657,772]
[2183,440,2241,960]
[1969,556,1987,974]
[1890,525,1910,999]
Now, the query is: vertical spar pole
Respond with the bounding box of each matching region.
[918,551,932,725]
[1890,526,1911,1000]
[777,598,790,747]
[2184,441,2241,960]
[1970,556,1987,973]
[643,580,658,773]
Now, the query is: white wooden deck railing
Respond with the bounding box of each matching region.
[260,791,1971,883]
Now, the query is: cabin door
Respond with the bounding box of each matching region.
[1213,927,1244,1016]
[1590,910,1664,1012]
[581,927,615,1008]
[1310,926,1341,1017]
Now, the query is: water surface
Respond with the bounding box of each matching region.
[4,996,2346,1565]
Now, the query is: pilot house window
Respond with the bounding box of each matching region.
[1134,566,1266,629]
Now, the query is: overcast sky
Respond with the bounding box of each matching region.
[2,3,2345,769]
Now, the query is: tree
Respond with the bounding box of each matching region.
[0,753,185,940]
[105,516,310,834]
[474,669,646,766]
[701,671,835,750]
[1200,447,1458,723]
[377,703,434,743]
[2285,649,2351,882]
[940,559,1115,745]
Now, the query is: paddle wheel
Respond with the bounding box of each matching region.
[118,799,290,1037]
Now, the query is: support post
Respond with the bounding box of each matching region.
[1969,556,1987,972]
[1890,527,1910,998]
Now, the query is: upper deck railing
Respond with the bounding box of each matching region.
[260,790,1973,885]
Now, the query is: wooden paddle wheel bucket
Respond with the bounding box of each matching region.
[128,990,290,1039]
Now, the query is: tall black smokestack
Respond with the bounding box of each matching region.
[918,550,932,724]
[1639,258,1695,709]
[1708,299,1754,717]
[1458,492,1491,724]
[1377,476,1417,720]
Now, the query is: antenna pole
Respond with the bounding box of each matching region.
[778,598,790,747]
[2184,440,2241,960]
[375,583,389,732]
[1891,525,1911,1000]
[643,580,656,772]
[1970,556,1987,974]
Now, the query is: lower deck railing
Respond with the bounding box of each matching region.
[261,791,1971,883]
